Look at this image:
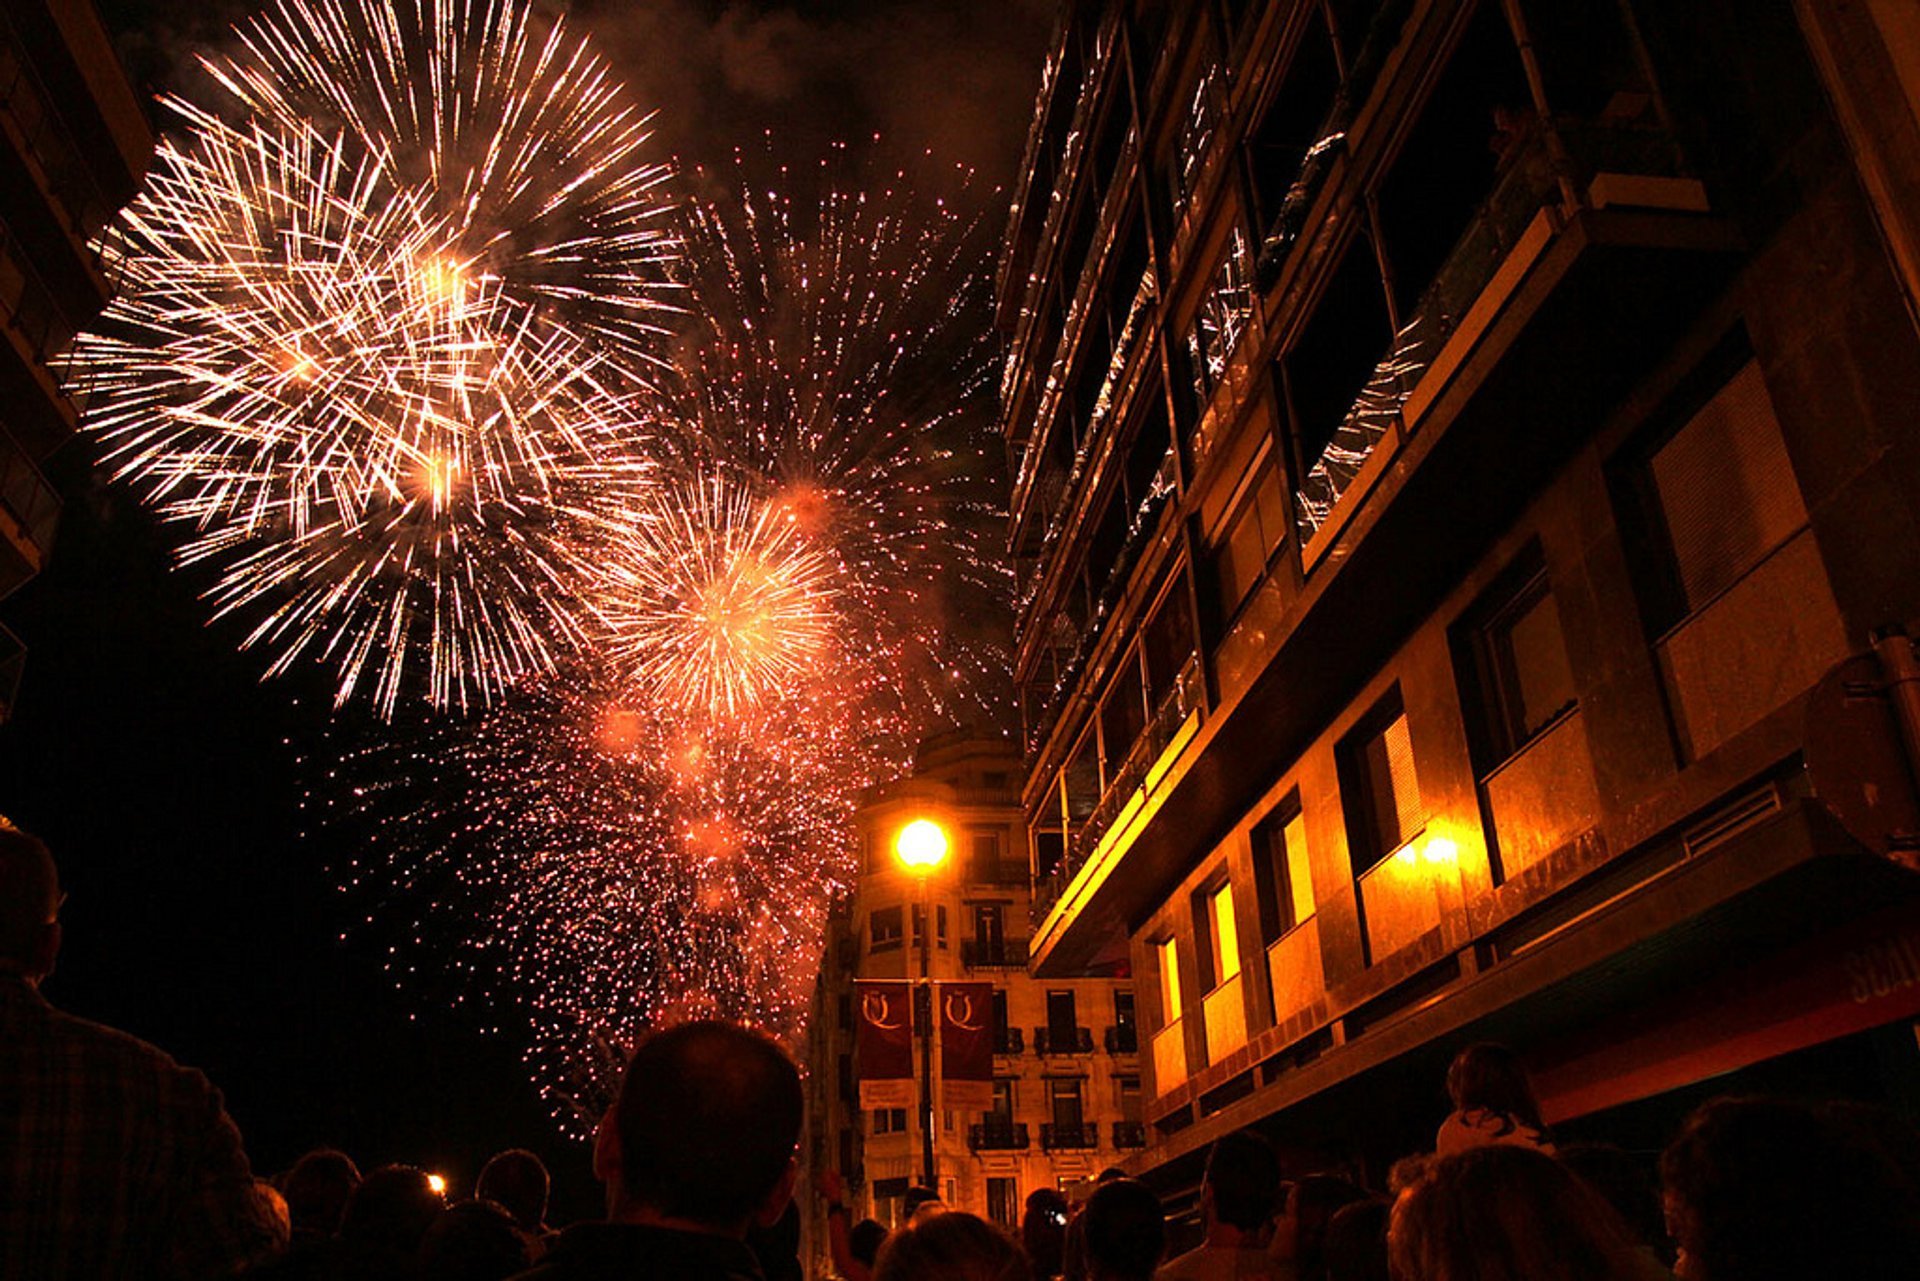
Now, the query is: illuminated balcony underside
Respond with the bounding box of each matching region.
[1030,194,1739,979]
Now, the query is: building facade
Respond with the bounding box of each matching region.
[805,734,1143,1262]
[999,0,1920,1195]
[0,0,152,720]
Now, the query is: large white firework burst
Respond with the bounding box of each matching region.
[70,0,679,714]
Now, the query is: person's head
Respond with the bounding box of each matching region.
[1390,1146,1642,1281]
[746,1198,804,1281]
[1557,1143,1666,1259]
[1443,1043,1543,1131]
[1660,1096,1920,1281]
[903,1186,944,1220]
[596,1019,803,1235]
[1273,1174,1366,1268]
[1022,1188,1070,1277]
[1319,1199,1390,1281]
[475,1149,550,1233]
[284,1148,362,1240]
[0,823,60,981]
[1201,1130,1281,1235]
[849,1219,889,1268]
[873,1211,1031,1281]
[1082,1179,1164,1281]
[342,1164,447,1255]
[418,1199,531,1281]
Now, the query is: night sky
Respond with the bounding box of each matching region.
[0,0,1049,1221]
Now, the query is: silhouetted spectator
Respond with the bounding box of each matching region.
[0,822,282,1280]
[1558,1143,1670,1268]
[1159,1131,1280,1281]
[850,1219,889,1271]
[873,1211,1030,1281]
[478,1150,552,1246]
[1022,1189,1069,1279]
[327,1163,449,1279]
[745,1199,802,1281]
[284,1149,363,1244]
[421,1200,532,1281]
[1435,1043,1552,1156]
[1085,1180,1165,1281]
[1660,1096,1920,1281]
[512,1020,803,1281]
[1318,1201,1388,1281]
[1389,1146,1647,1281]
[905,1186,949,1226]
[1271,1175,1366,1281]
[1063,1168,1128,1281]
[819,1168,876,1281]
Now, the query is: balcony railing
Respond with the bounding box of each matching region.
[962,938,1030,970]
[1293,114,1690,545]
[0,422,59,554]
[968,1120,1031,1152]
[993,1027,1025,1056]
[1036,654,1204,919]
[1041,1122,1099,1151]
[1033,1026,1094,1056]
[1112,1121,1146,1149]
[0,21,116,247]
[1104,1024,1138,1055]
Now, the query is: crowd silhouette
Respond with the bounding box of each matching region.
[8,821,1920,1280]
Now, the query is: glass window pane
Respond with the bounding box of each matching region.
[1158,938,1182,1022]
[1210,883,1241,981]
[1506,591,1576,738]
[1283,812,1315,922]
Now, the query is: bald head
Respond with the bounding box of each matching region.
[0,823,59,979]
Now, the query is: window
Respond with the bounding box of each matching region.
[1214,460,1289,612]
[1252,804,1315,943]
[974,904,1005,952]
[838,1128,855,1176]
[1101,667,1148,779]
[838,1053,854,1102]
[987,1177,1020,1229]
[970,830,1002,881]
[1281,231,1394,489]
[992,988,1012,1047]
[1341,690,1426,873]
[1115,1075,1142,1122]
[991,1078,1016,1120]
[1114,989,1136,1033]
[1648,359,1806,621]
[1157,937,1183,1022]
[872,1107,908,1134]
[837,994,853,1031]
[910,904,949,949]
[1047,990,1079,1041]
[1247,4,1342,233]
[1143,574,1197,710]
[1460,552,1578,764]
[870,906,903,952]
[1049,1078,1085,1129]
[1194,879,1242,990]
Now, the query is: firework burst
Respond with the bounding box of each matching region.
[70,0,679,714]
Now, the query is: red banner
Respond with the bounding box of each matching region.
[940,981,994,1111]
[855,981,914,1109]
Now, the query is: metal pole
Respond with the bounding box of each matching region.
[918,876,936,1191]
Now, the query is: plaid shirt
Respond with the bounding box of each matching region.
[0,974,282,1280]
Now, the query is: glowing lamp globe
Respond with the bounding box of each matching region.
[895,818,949,871]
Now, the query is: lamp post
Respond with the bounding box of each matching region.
[894,816,948,1194]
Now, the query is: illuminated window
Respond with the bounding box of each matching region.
[1157,937,1182,1023]
[1253,803,1315,942]
[1340,690,1426,874]
[1209,882,1241,983]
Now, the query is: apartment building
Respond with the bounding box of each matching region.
[0,0,152,720]
[804,734,1143,1262]
[999,0,1920,1192]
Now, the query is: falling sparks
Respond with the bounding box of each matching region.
[68,0,679,715]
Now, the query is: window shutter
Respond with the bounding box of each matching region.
[1384,713,1426,845]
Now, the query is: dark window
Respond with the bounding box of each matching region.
[1281,232,1394,478]
[1114,989,1135,1031]
[975,904,1006,951]
[872,1107,908,1134]
[987,1177,1020,1229]
[1049,1078,1085,1129]
[1213,461,1289,612]
[1373,2,1532,320]
[911,904,949,949]
[838,1053,854,1102]
[1116,1075,1142,1122]
[1047,990,1078,1041]
[969,831,1000,881]
[837,994,853,1031]
[838,1127,855,1176]
[1035,827,1066,880]
[1458,550,1578,766]
[1339,689,1426,874]
[1143,572,1197,711]
[1251,802,1316,943]
[991,1077,1016,1120]
[870,906,903,952]
[1066,728,1100,822]
[1247,5,1342,233]
[1100,661,1148,776]
[992,989,1011,1044]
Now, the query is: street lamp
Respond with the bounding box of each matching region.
[893,816,948,1192]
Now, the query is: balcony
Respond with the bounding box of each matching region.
[1201,973,1249,1066]
[1040,1122,1099,1152]
[962,939,1030,970]
[1267,919,1324,1030]
[1105,1024,1138,1055]
[1033,1025,1094,1056]
[993,1027,1026,1056]
[0,422,58,597]
[967,1120,1030,1152]
[1357,839,1451,965]
[1112,1121,1146,1150]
